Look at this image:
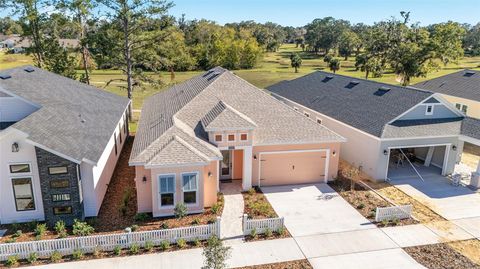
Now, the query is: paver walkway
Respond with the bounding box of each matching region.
[220,181,244,242]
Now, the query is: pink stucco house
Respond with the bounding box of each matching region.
[129,67,345,217]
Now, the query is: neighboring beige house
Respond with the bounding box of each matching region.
[414,70,480,119]
[129,67,345,217]
[268,71,480,182]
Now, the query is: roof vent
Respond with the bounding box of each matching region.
[202,70,214,77]
[374,86,391,96]
[0,74,11,80]
[379,86,391,92]
[346,80,360,89]
[207,73,219,81]
[24,67,35,73]
[464,71,475,77]
[322,75,333,82]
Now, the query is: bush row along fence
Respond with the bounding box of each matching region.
[0,217,221,261]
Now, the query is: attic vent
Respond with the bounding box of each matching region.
[207,73,219,81]
[202,70,214,77]
[374,86,391,96]
[24,67,35,73]
[322,76,333,82]
[0,74,11,80]
[464,71,475,77]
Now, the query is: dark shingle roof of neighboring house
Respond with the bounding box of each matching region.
[0,66,130,164]
[461,117,480,141]
[413,69,480,102]
[382,118,464,139]
[267,71,434,138]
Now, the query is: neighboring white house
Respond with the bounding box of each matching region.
[0,66,130,226]
[268,71,480,182]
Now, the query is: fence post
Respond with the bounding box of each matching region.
[375,207,380,222]
[243,214,248,236]
[216,216,221,238]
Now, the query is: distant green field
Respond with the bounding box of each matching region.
[2,45,480,132]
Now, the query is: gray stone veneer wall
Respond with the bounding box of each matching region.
[35,147,84,226]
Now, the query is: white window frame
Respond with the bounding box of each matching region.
[240,133,248,141]
[8,162,32,174]
[214,134,223,142]
[227,134,235,142]
[304,111,310,118]
[455,103,461,110]
[316,117,322,124]
[158,174,176,208]
[425,105,434,115]
[181,172,199,206]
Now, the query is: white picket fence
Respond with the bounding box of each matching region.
[375,204,413,222]
[243,214,284,235]
[0,217,221,261]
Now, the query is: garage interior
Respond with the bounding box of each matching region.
[387,145,447,181]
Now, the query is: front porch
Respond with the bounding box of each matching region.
[219,147,252,191]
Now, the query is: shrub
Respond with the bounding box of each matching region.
[134,213,149,222]
[247,188,256,195]
[357,203,365,209]
[5,238,16,243]
[194,238,202,247]
[92,247,102,258]
[159,240,170,251]
[119,188,133,216]
[72,249,84,260]
[264,228,272,237]
[129,243,140,254]
[160,222,169,229]
[27,252,38,264]
[72,220,94,236]
[191,218,201,225]
[250,228,257,238]
[50,251,62,263]
[251,201,270,216]
[54,220,68,238]
[177,238,187,249]
[391,218,400,226]
[210,203,221,214]
[381,219,389,226]
[13,230,22,238]
[131,224,139,232]
[27,220,38,231]
[368,212,375,218]
[174,203,188,219]
[113,245,122,256]
[10,223,20,232]
[277,226,286,236]
[34,223,47,238]
[144,241,154,252]
[6,255,19,267]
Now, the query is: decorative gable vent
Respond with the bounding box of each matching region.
[0,74,11,80]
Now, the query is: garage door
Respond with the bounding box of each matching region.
[259,150,327,186]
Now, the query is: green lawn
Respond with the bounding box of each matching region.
[2,44,480,130]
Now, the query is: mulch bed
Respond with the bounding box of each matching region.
[242,187,278,219]
[404,243,480,269]
[233,259,313,269]
[329,162,417,227]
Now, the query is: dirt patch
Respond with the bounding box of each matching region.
[448,239,480,265]
[233,259,313,269]
[462,143,480,171]
[404,243,480,269]
[329,162,417,227]
[243,187,278,219]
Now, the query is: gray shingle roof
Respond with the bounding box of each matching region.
[461,117,480,141]
[0,66,129,163]
[382,118,463,139]
[267,71,434,138]
[130,67,345,165]
[413,69,480,102]
[201,101,257,131]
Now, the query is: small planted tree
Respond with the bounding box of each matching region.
[329,58,341,73]
[290,53,302,73]
[174,203,188,219]
[202,236,231,269]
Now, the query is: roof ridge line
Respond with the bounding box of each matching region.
[222,102,257,126]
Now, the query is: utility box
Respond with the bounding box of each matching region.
[470,172,480,189]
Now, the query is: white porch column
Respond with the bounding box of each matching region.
[424,146,435,167]
[242,146,253,191]
[476,160,480,174]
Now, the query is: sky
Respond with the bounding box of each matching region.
[1,0,478,26]
[169,0,479,26]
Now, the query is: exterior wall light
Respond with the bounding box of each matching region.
[208,171,212,177]
[12,142,19,152]
[452,145,457,151]
[253,155,257,160]
[383,149,389,155]
[142,176,147,183]
[332,150,336,156]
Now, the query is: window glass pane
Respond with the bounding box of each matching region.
[53,206,72,215]
[52,194,71,202]
[50,180,70,188]
[455,104,461,109]
[183,174,197,191]
[161,193,174,206]
[48,166,68,175]
[160,176,174,193]
[241,134,248,141]
[10,164,30,173]
[184,191,196,204]
[215,135,222,142]
[12,178,35,211]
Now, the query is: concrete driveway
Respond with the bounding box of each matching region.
[261,184,375,236]
[390,173,480,220]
